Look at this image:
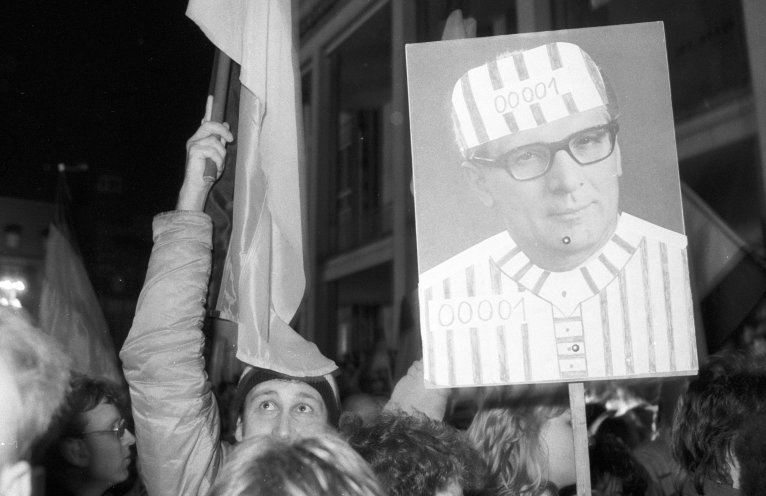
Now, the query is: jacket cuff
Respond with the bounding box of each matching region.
[152,210,213,246]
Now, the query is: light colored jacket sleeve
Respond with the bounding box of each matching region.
[120,211,223,496]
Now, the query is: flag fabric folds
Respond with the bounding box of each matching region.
[39,176,122,383]
[187,0,336,376]
[682,183,766,351]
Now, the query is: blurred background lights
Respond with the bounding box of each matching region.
[0,277,26,308]
[0,279,26,292]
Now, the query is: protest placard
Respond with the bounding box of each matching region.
[407,22,698,388]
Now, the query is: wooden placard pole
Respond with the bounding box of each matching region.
[568,382,591,496]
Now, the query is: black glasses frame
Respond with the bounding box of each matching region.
[82,418,127,438]
[470,120,620,181]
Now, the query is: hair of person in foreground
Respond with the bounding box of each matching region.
[0,307,71,496]
[467,384,572,496]
[0,307,71,464]
[672,350,766,494]
[341,409,488,496]
[206,433,387,496]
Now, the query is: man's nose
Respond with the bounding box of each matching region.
[272,413,294,440]
[123,428,137,447]
[545,149,583,194]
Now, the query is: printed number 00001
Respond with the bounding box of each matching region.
[494,77,559,113]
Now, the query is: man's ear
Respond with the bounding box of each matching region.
[461,161,495,208]
[234,416,244,443]
[60,438,90,468]
[0,460,31,496]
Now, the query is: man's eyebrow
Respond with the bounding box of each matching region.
[248,390,322,402]
[293,391,323,403]
[249,389,280,399]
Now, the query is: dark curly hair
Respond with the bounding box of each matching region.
[340,410,488,496]
[671,351,766,494]
[59,374,127,438]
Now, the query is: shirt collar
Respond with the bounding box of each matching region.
[493,213,642,315]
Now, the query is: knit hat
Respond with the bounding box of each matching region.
[451,42,612,154]
[233,366,341,427]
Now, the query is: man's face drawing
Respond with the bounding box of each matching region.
[464,107,621,271]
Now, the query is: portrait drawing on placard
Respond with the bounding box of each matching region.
[407,22,698,387]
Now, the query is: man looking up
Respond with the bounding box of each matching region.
[418,41,696,384]
[120,99,340,496]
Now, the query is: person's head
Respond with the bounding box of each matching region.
[341,410,487,496]
[453,42,621,271]
[233,366,341,442]
[207,433,386,496]
[467,385,574,495]
[0,308,71,496]
[45,375,136,495]
[672,351,766,493]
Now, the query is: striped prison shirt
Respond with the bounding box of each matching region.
[418,212,698,387]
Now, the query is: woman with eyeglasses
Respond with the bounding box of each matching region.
[43,375,138,496]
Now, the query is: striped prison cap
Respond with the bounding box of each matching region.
[451,42,611,154]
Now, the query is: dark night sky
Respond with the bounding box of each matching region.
[2,0,214,217]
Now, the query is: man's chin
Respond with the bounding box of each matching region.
[546,221,613,253]
[528,234,601,271]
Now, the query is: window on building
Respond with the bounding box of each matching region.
[327,5,393,254]
[416,0,518,41]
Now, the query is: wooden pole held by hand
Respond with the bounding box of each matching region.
[204,48,232,181]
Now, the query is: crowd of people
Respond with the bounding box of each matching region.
[2,29,766,496]
[2,299,766,496]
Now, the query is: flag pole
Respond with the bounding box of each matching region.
[569,382,591,495]
[203,48,232,181]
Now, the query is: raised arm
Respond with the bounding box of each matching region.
[120,99,233,496]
